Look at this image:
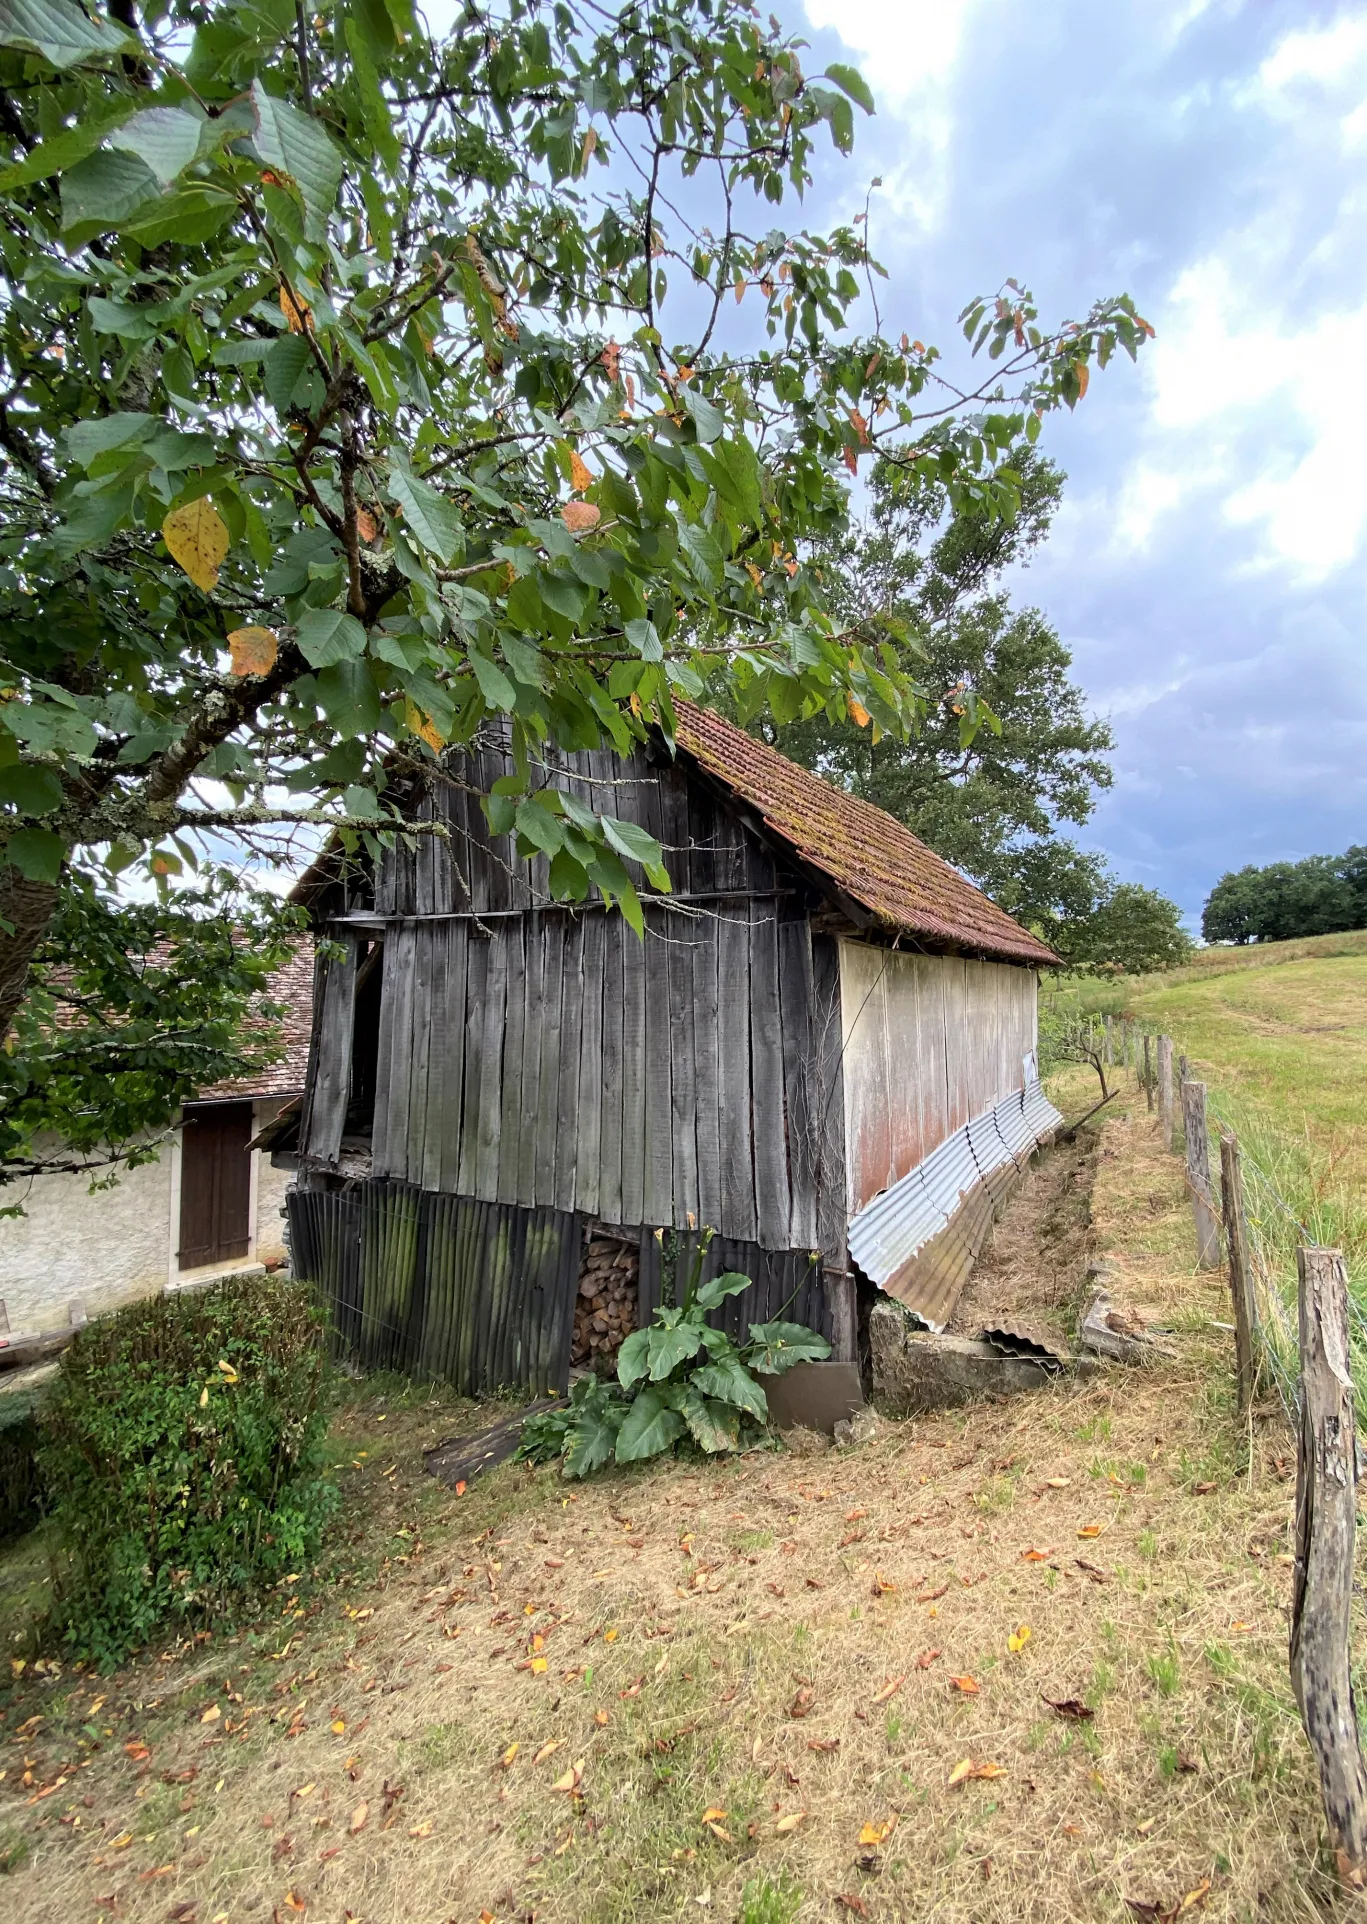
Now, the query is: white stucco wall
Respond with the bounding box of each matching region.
[0,1098,294,1339]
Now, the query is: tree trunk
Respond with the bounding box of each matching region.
[0,868,59,1041]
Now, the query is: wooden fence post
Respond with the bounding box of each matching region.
[1103,1015,1113,1068]
[1219,1132,1257,1410]
[1291,1245,1367,1888]
[1178,1051,1191,1088]
[1157,1036,1174,1149]
[1143,1033,1153,1112]
[1122,1019,1132,1071]
[1182,1080,1221,1268]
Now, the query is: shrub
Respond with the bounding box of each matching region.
[0,1405,42,1541]
[40,1274,336,1666]
[518,1238,831,1477]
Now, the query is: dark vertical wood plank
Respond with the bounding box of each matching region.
[435,921,466,1192]
[811,931,850,1352]
[575,912,605,1218]
[716,903,756,1241]
[778,914,817,1248]
[692,917,720,1233]
[474,933,507,1200]
[535,919,563,1206]
[457,933,488,1194]
[749,897,787,1248]
[373,922,415,1179]
[596,916,623,1223]
[498,923,527,1205]
[685,768,715,895]
[514,915,544,1204]
[619,916,647,1226]
[658,761,690,896]
[668,913,699,1227]
[405,928,433,1188]
[299,928,358,1166]
[554,916,585,1214]
[642,909,674,1227]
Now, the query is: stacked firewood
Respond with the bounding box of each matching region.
[571,1232,639,1366]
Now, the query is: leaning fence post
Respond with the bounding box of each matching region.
[1143,1034,1154,1112]
[1182,1080,1221,1268]
[1219,1132,1257,1410]
[1157,1036,1174,1149]
[1291,1246,1367,1888]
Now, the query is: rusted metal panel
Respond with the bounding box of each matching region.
[847,1076,1063,1331]
[838,941,1039,1216]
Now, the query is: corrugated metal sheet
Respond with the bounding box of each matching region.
[838,942,1039,1213]
[847,1076,1063,1331]
[674,701,1059,967]
[288,1182,580,1396]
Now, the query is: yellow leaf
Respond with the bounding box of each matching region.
[1007,1624,1032,1654]
[858,1817,895,1846]
[110,1832,133,1850]
[1077,1525,1104,1540]
[1177,1879,1211,1912]
[871,1675,905,1705]
[408,1820,433,1838]
[499,1743,519,1769]
[227,625,279,678]
[702,1807,728,1824]
[293,1782,314,1800]
[405,699,445,751]
[330,1720,345,1735]
[1075,361,1090,401]
[972,1761,1008,1781]
[284,1894,306,1915]
[200,1704,221,1724]
[348,1801,368,1833]
[847,695,871,727]
[550,1760,584,1793]
[198,1386,209,1408]
[579,126,598,171]
[593,1709,609,1727]
[603,1627,618,1643]
[532,1740,562,1766]
[947,1759,974,1788]
[529,1656,548,1675]
[775,1811,804,1833]
[163,499,229,592]
[280,285,312,334]
[744,560,764,590]
[562,500,601,534]
[569,448,593,493]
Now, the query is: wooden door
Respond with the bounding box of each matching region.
[178,1102,253,1269]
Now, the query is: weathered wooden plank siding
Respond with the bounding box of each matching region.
[837,939,1038,1216]
[297,929,359,1166]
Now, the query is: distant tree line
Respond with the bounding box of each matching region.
[1202,848,1367,945]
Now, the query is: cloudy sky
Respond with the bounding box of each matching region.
[789,0,1367,927]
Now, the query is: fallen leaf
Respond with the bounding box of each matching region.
[871,1573,897,1597]
[110,1832,133,1850]
[858,1817,896,1846]
[915,1583,949,1603]
[227,625,279,678]
[562,500,600,534]
[124,1741,151,1761]
[845,1508,868,1522]
[835,1896,870,1918]
[200,1705,221,1724]
[702,1806,728,1824]
[949,1759,1007,1787]
[408,1820,433,1838]
[807,1737,840,1753]
[916,1649,941,1669]
[1178,1883,1211,1914]
[283,1894,306,1915]
[1020,1547,1054,1563]
[788,1686,815,1719]
[330,1720,346,1736]
[775,1812,805,1833]
[498,1743,519,1770]
[550,1760,584,1793]
[532,1740,562,1766]
[163,499,229,593]
[1078,1525,1105,1540]
[1044,1476,1070,1489]
[1042,1695,1094,1722]
[348,1801,368,1834]
[1007,1624,1032,1654]
[871,1675,905,1705]
[949,1675,980,1695]
[593,1709,609,1728]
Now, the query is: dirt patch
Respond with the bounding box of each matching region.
[946,1127,1102,1352]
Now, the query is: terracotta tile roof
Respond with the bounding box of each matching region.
[200,940,314,1101]
[673,701,1058,968]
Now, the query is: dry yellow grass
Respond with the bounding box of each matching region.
[0,1100,1352,1924]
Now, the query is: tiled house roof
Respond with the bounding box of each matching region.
[673,701,1058,968]
[200,941,314,1101]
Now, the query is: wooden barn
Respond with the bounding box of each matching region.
[278,703,1062,1395]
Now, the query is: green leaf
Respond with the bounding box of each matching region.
[468,649,516,711]
[614,1386,686,1464]
[0,95,136,189]
[745,1320,832,1375]
[691,1357,768,1423]
[388,466,462,563]
[694,1269,753,1313]
[315,658,382,737]
[625,618,663,661]
[563,1397,625,1477]
[4,826,64,883]
[678,1385,741,1454]
[250,79,343,240]
[0,764,63,816]
[66,412,155,467]
[59,148,160,233]
[682,386,724,445]
[107,107,202,186]
[600,815,666,878]
[616,1328,651,1390]
[297,608,367,669]
[645,1320,705,1381]
[264,335,311,414]
[824,62,875,114]
[0,0,132,69]
[343,13,401,172]
[121,185,234,248]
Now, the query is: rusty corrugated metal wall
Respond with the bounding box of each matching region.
[837,940,1038,1215]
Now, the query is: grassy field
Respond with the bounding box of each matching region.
[0,1086,1348,1924]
